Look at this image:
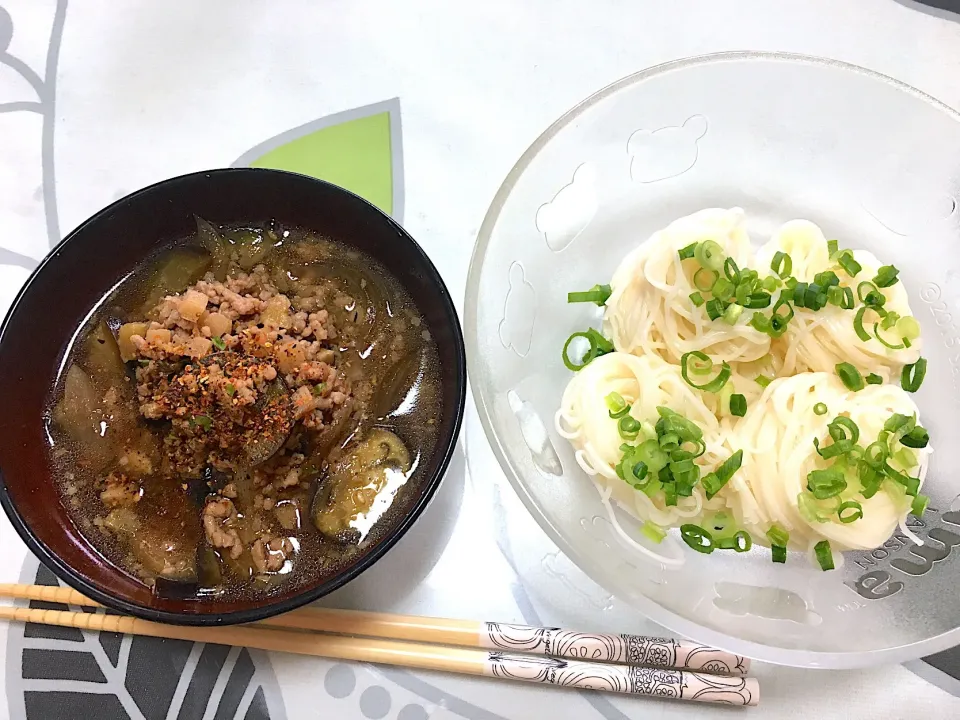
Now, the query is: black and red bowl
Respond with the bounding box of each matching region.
[0,168,466,625]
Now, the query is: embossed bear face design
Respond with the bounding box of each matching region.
[628,115,708,183]
[535,163,597,252]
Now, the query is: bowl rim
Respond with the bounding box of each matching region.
[0,166,467,626]
[465,50,960,668]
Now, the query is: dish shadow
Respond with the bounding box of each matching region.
[316,441,466,609]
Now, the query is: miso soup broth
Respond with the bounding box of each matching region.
[45,220,442,601]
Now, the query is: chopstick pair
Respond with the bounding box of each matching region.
[0,583,758,707]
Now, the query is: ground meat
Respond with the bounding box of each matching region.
[202,496,243,559]
[100,472,141,509]
[251,535,294,573]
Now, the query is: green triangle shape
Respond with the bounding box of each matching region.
[250,111,393,215]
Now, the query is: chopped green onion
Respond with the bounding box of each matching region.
[138,359,151,367]
[761,276,780,293]
[853,307,871,342]
[678,242,698,261]
[793,282,809,307]
[694,268,719,292]
[893,448,918,469]
[712,278,735,301]
[807,468,847,499]
[815,270,841,289]
[901,357,927,393]
[766,524,790,547]
[655,406,704,441]
[827,239,839,257]
[837,251,862,277]
[897,316,921,341]
[859,461,884,498]
[771,251,793,279]
[680,524,715,554]
[784,277,798,290]
[605,391,630,419]
[630,461,649,483]
[813,402,828,416]
[911,494,930,517]
[742,292,772,309]
[618,416,641,440]
[771,545,787,563]
[873,321,906,349]
[901,426,929,449]
[724,257,741,284]
[311,382,326,397]
[857,281,881,305]
[814,540,835,571]
[705,298,726,321]
[641,522,667,544]
[836,362,865,391]
[884,463,920,496]
[873,265,900,288]
[695,240,724,271]
[798,492,830,523]
[193,414,213,431]
[829,416,860,444]
[211,336,226,351]
[680,351,731,392]
[567,283,613,306]
[689,291,705,307]
[562,328,613,371]
[755,374,772,388]
[730,394,747,417]
[865,373,883,385]
[719,530,752,553]
[722,304,744,325]
[864,441,889,467]
[224,383,236,397]
[838,500,863,523]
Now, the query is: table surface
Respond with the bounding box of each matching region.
[4,1,960,718]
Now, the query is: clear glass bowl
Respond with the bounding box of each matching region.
[465,52,960,668]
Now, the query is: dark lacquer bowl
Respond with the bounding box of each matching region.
[0,168,466,625]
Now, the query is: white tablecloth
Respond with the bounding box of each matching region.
[3,1,960,718]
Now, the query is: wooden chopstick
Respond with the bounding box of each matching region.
[0,603,758,706]
[0,583,749,676]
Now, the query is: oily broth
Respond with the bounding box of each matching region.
[45,223,443,602]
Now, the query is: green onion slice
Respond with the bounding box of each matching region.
[814,540,835,571]
[813,402,828,416]
[838,500,864,523]
[766,524,790,547]
[827,239,839,257]
[755,374,772,388]
[771,251,793,279]
[873,265,900,288]
[730,393,747,417]
[724,257,741,284]
[705,298,726,321]
[618,416,641,440]
[694,267,719,292]
[712,278,735,302]
[853,306,872,342]
[807,468,847,499]
[680,524,715,554]
[865,373,883,385]
[605,391,630,419]
[901,426,929,449]
[641,522,667,544]
[567,283,613,305]
[873,321,906,350]
[678,242,698,261]
[561,328,613,371]
[897,316,921,341]
[836,362,865,391]
[901,357,927,393]
[771,545,787,563]
[911,494,930,517]
[689,291,705,307]
[680,351,731,392]
[723,304,744,325]
[695,240,724,271]
[211,336,226,351]
[837,251,862,277]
